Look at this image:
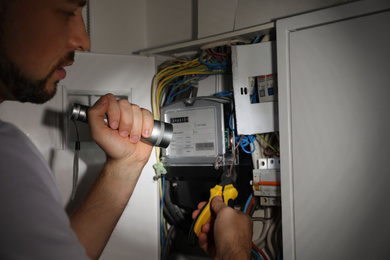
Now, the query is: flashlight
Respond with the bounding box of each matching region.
[69,103,173,148]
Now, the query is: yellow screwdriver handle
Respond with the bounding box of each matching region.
[193,185,223,237]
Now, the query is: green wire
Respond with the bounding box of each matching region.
[256,134,279,154]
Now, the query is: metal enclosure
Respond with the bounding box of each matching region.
[161,99,229,166]
[232,41,279,135]
[277,1,390,259]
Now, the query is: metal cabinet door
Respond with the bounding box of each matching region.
[277,1,390,259]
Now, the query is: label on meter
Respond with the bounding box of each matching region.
[166,107,217,158]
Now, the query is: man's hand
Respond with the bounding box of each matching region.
[70,93,155,259]
[192,196,253,260]
[88,93,154,165]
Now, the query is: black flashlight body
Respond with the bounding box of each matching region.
[69,103,173,148]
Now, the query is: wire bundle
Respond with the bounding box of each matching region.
[153,48,231,260]
[244,194,283,260]
[151,48,230,121]
[256,134,279,157]
[199,47,231,70]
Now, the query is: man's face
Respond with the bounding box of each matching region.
[0,0,90,104]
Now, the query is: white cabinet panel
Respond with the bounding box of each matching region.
[277,1,390,259]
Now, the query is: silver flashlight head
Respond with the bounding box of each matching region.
[69,103,89,123]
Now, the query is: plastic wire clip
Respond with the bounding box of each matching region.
[153,162,167,180]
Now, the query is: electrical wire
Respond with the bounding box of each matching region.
[256,134,279,155]
[252,248,262,260]
[253,207,272,248]
[163,225,176,260]
[252,35,265,44]
[245,195,269,260]
[160,176,166,260]
[252,242,269,260]
[230,135,244,177]
[238,135,256,154]
[267,217,277,259]
[246,195,282,259]
[227,104,257,155]
[244,193,253,213]
[152,48,231,259]
[71,120,80,201]
[215,90,233,97]
[151,48,230,121]
[163,179,191,231]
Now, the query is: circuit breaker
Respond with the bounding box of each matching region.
[257,74,278,103]
[253,158,281,206]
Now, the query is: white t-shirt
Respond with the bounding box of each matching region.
[0,121,89,259]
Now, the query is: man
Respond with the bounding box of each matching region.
[0,0,252,259]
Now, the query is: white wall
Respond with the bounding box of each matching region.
[88,1,147,54]
[145,0,194,49]
[198,0,352,38]
[88,0,352,55]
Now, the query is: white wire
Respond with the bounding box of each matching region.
[266,216,277,259]
[254,207,272,246]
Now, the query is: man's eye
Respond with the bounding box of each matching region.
[64,11,76,18]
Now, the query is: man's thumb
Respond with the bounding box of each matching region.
[211,196,227,214]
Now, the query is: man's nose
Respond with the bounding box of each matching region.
[67,10,91,52]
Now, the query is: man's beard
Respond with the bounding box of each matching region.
[0,50,74,104]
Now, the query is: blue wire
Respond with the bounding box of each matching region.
[215,90,233,97]
[166,77,196,105]
[243,193,253,213]
[160,177,165,260]
[229,110,255,154]
[229,114,235,131]
[252,248,262,260]
[253,35,264,44]
[250,92,258,103]
[167,84,194,104]
[166,74,214,104]
[236,135,256,154]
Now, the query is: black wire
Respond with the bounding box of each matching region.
[249,196,260,217]
[163,179,192,231]
[163,225,176,260]
[72,120,80,142]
